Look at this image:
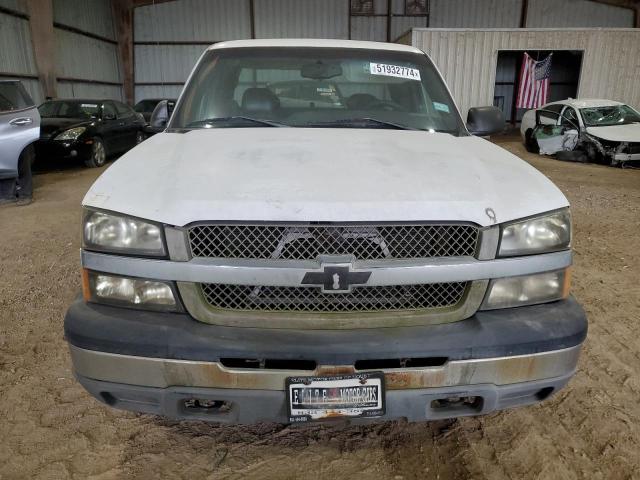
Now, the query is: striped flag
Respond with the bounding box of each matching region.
[516,53,552,109]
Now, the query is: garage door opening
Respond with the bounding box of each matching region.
[494,50,583,125]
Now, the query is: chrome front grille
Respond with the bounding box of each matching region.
[188,223,479,260]
[200,282,468,313]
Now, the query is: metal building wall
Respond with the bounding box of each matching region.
[134,0,251,41]
[0,6,42,103]
[53,0,116,39]
[133,0,250,102]
[0,0,26,12]
[350,0,389,42]
[411,28,640,120]
[253,0,349,38]
[52,0,123,100]
[429,0,522,28]
[526,0,634,28]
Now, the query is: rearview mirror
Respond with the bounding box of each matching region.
[466,106,505,136]
[301,62,342,80]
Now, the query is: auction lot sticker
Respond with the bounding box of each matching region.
[286,372,385,423]
[370,62,421,81]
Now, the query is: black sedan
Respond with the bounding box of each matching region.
[36,99,146,167]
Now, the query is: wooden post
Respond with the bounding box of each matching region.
[26,0,56,99]
[112,0,135,105]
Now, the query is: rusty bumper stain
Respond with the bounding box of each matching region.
[69,344,582,391]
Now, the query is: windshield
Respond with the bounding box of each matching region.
[580,105,640,127]
[38,101,101,119]
[134,100,160,112]
[170,47,465,134]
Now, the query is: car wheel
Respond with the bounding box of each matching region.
[524,129,539,153]
[135,131,146,144]
[85,137,106,168]
[556,150,588,163]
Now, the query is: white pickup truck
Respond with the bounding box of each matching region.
[65,39,586,424]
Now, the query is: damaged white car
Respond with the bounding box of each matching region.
[521,99,640,167]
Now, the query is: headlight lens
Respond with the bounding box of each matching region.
[83,209,165,256]
[54,126,86,141]
[498,209,571,257]
[481,268,571,310]
[83,270,179,311]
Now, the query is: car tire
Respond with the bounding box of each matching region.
[85,137,107,168]
[556,150,588,163]
[524,129,539,153]
[135,131,146,144]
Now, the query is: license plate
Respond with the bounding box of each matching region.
[286,372,385,422]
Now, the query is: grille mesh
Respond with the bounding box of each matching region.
[189,224,478,260]
[200,282,468,313]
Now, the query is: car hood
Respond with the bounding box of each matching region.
[40,117,93,137]
[586,123,640,142]
[83,128,568,227]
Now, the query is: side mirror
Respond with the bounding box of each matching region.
[104,112,116,121]
[150,100,173,129]
[467,106,505,136]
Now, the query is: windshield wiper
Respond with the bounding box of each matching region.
[186,116,288,128]
[304,118,418,130]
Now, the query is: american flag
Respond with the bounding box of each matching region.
[516,53,552,109]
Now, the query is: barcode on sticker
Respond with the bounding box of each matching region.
[370,63,421,81]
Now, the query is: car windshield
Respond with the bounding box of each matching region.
[580,105,640,127]
[38,101,101,119]
[170,47,465,134]
[134,100,160,112]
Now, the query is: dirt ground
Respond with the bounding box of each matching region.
[1,137,639,480]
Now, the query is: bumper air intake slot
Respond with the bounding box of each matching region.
[355,357,448,370]
[220,358,317,370]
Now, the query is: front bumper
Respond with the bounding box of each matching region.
[35,138,91,160]
[65,297,587,423]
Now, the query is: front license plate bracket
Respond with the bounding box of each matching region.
[286,371,385,423]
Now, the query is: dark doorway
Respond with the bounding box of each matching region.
[494,50,583,125]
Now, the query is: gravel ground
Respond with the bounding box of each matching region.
[1,137,639,479]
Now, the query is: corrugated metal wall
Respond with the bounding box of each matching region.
[0,0,26,12]
[411,28,640,120]
[526,0,634,28]
[55,29,120,82]
[52,0,122,100]
[430,0,522,28]
[254,0,349,38]
[133,0,251,102]
[0,8,42,103]
[132,0,639,103]
[134,0,251,41]
[53,0,116,39]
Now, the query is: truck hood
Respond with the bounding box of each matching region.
[586,123,640,142]
[83,128,568,228]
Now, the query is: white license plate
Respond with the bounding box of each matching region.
[286,372,385,422]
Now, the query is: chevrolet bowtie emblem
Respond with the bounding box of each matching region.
[301,264,372,293]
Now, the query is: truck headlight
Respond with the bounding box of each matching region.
[55,126,86,141]
[498,209,571,257]
[82,270,179,311]
[83,209,166,256]
[481,268,571,310]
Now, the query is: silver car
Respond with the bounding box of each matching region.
[0,80,40,202]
